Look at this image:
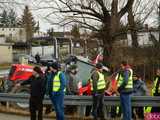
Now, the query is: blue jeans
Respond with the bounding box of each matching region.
[50,92,64,120]
[120,93,132,120]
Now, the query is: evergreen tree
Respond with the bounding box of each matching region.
[0,10,9,27]
[21,5,36,42]
[71,24,80,39]
[8,9,17,27]
[0,9,18,27]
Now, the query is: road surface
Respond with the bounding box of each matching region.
[0,113,53,120]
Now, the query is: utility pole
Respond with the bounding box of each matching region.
[54,37,58,59]
[69,38,73,55]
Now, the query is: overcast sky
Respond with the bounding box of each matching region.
[14,1,56,32]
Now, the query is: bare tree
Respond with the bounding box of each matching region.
[128,0,156,48]
[34,0,135,65]
[128,6,139,48]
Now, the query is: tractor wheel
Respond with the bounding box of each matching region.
[10,86,30,110]
[3,79,13,92]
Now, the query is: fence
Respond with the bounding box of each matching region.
[0,93,160,118]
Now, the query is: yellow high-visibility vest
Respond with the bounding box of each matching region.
[144,107,152,113]
[52,71,61,92]
[145,77,160,113]
[152,77,160,95]
[91,71,106,91]
[117,68,133,89]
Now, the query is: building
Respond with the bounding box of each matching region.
[0,35,6,44]
[0,27,26,43]
[0,43,13,64]
[114,29,159,47]
[34,31,48,38]
[127,30,158,47]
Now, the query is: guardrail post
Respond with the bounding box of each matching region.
[6,101,10,109]
[77,105,86,119]
[104,106,112,119]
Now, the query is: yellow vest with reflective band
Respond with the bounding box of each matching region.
[117,68,133,89]
[144,107,152,113]
[145,77,160,113]
[52,71,62,92]
[152,77,160,95]
[91,71,106,91]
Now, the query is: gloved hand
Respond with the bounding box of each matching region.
[117,87,122,93]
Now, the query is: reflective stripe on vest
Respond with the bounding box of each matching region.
[91,71,106,91]
[144,107,152,113]
[152,77,160,95]
[117,68,133,89]
[52,71,61,92]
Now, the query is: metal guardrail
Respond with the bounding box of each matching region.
[0,93,160,107]
[0,93,160,118]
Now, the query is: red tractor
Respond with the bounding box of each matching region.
[3,64,33,92]
[2,64,34,108]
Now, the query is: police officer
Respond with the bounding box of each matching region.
[90,63,106,120]
[117,61,133,120]
[49,62,66,120]
[151,68,160,112]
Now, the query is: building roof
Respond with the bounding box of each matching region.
[0,43,13,46]
[53,32,71,37]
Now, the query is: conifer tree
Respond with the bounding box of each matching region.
[21,5,36,42]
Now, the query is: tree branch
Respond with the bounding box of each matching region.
[118,0,135,18]
[94,0,110,16]
[60,9,103,20]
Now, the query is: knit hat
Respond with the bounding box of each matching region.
[96,63,103,69]
[51,62,60,70]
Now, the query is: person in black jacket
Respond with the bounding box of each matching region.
[35,53,41,64]
[16,66,46,120]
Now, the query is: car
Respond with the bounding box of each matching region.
[40,55,57,66]
[13,54,36,64]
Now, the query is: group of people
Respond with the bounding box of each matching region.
[15,60,160,120]
[90,61,160,120]
[90,61,134,120]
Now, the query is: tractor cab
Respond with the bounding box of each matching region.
[8,64,33,82]
[65,55,110,96]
